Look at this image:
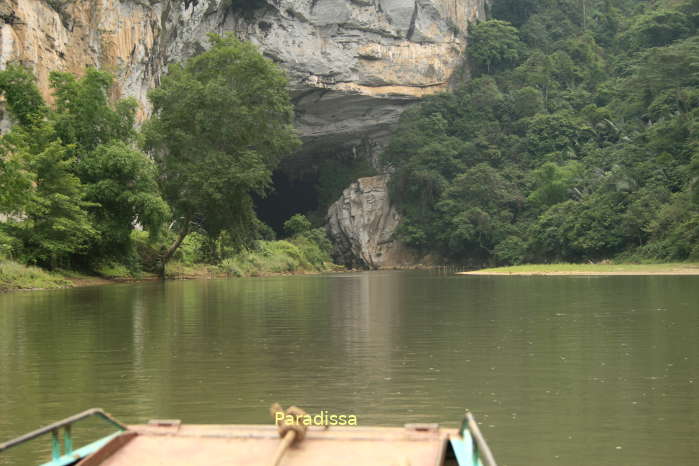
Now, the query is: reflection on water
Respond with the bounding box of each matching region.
[0,271,698,465]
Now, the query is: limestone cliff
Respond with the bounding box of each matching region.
[2,0,487,267]
[326,175,418,268]
[0,0,487,155]
[0,0,161,121]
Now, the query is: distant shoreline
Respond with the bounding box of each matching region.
[459,263,699,276]
[0,260,338,294]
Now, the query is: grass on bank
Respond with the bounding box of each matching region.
[462,262,699,275]
[217,237,338,277]
[0,226,340,292]
[0,260,71,291]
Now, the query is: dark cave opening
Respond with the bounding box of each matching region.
[254,153,377,237]
[254,169,320,236]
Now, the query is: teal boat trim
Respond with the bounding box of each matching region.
[39,432,122,466]
[0,408,126,465]
[450,411,497,466]
[2,408,497,465]
[450,433,483,466]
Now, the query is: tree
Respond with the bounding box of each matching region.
[0,135,34,216]
[525,112,588,160]
[436,163,523,258]
[1,126,96,268]
[0,65,43,216]
[78,141,170,260]
[50,68,137,153]
[144,33,300,273]
[691,153,699,205]
[48,69,167,264]
[0,64,47,127]
[469,20,524,74]
[491,0,539,27]
[0,65,95,267]
[528,161,584,207]
[622,9,692,50]
[384,0,699,265]
[511,86,545,118]
[283,214,312,236]
[0,64,166,270]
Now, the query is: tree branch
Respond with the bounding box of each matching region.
[159,213,192,276]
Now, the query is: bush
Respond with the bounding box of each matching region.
[494,236,527,265]
[217,228,335,277]
[0,259,70,291]
[283,214,312,236]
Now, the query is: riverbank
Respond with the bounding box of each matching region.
[460,263,699,276]
[0,236,340,293]
[0,260,336,293]
[0,259,169,292]
[0,261,72,292]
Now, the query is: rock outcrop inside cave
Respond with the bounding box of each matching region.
[326,175,417,268]
[1,0,487,156]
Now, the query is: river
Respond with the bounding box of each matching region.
[0,271,697,465]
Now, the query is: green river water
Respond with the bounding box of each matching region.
[0,271,697,465]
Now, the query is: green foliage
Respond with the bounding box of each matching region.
[218,229,333,277]
[691,153,699,205]
[0,36,313,278]
[622,9,692,49]
[144,33,300,263]
[528,161,584,207]
[0,259,71,292]
[511,86,545,118]
[469,20,524,74]
[94,261,134,279]
[0,64,166,271]
[0,66,43,217]
[0,139,34,216]
[493,236,527,265]
[0,64,47,126]
[2,127,96,268]
[384,0,699,266]
[436,163,523,260]
[174,231,209,265]
[50,68,137,152]
[283,213,312,236]
[490,0,539,27]
[78,141,170,259]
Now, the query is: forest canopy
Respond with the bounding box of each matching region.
[383,0,699,266]
[0,34,301,275]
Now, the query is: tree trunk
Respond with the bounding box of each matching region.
[158,215,192,278]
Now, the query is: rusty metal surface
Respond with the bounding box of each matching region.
[93,424,454,465]
[77,432,138,466]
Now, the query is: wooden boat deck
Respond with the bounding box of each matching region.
[1,409,494,466]
[80,423,456,466]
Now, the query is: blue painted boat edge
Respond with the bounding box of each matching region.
[449,429,484,466]
[40,431,122,466]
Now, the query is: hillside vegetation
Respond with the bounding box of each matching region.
[0,34,335,290]
[0,260,70,292]
[384,0,699,266]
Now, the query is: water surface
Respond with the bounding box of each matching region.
[1,271,697,465]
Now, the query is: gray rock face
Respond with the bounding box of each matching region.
[326,175,416,268]
[1,0,487,157]
[165,0,488,158]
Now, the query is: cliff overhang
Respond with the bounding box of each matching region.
[0,0,487,158]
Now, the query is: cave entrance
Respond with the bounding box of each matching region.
[254,169,320,236]
[254,154,377,237]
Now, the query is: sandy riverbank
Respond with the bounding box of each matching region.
[459,263,699,276]
[1,261,340,293]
